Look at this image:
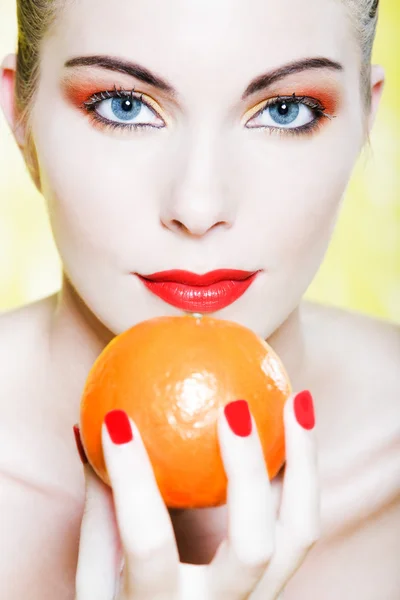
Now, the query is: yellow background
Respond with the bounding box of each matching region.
[0,1,399,322]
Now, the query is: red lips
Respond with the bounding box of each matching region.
[135,269,260,312]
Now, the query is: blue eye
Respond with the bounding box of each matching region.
[268,101,299,125]
[97,95,163,127]
[110,96,143,121]
[246,96,326,132]
[83,89,165,130]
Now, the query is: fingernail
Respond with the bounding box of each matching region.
[224,399,252,437]
[73,424,88,464]
[105,409,133,445]
[294,390,315,430]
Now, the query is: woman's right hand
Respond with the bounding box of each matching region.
[73,392,320,600]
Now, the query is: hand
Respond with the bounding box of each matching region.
[73,391,320,600]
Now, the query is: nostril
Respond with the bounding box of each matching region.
[160,211,233,236]
[170,219,229,235]
[172,220,185,231]
[160,219,186,233]
[169,219,190,234]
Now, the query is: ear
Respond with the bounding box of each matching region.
[367,64,385,134]
[1,53,42,192]
[0,53,26,147]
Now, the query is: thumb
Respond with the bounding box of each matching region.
[73,424,123,600]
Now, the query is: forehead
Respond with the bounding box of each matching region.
[49,0,355,96]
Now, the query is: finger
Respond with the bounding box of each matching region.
[208,400,275,599]
[179,564,210,600]
[250,391,321,600]
[74,426,121,600]
[102,409,180,598]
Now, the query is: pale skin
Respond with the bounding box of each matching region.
[0,0,399,598]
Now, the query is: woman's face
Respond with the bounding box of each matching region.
[28,0,367,338]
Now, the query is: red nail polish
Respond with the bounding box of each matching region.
[73,424,88,464]
[105,409,133,444]
[224,400,252,437]
[294,391,315,430]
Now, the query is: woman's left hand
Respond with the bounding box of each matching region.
[74,391,320,600]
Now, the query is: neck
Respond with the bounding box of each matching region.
[267,304,308,392]
[48,275,114,424]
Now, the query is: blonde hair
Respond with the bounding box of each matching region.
[14,0,380,179]
[342,0,379,110]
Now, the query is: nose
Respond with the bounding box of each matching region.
[160,135,236,237]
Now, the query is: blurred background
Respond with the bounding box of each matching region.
[0,1,399,322]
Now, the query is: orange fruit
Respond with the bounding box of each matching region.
[80,315,291,509]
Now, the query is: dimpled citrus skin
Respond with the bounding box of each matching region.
[80,315,292,509]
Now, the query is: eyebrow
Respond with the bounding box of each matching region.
[64,55,177,96]
[241,57,343,98]
[64,55,343,100]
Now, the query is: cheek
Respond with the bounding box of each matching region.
[32,109,166,255]
[235,127,361,262]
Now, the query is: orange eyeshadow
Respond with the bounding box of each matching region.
[61,75,133,108]
[61,74,341,117]
[270,85,340,115]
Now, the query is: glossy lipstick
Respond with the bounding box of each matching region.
[135,269,260,312]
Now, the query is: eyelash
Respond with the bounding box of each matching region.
[82,85,161,134]
[248,93,333,137]
[81,86,334,137]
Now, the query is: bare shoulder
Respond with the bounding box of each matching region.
[0,292,56,343]
[302,300,400,391]
[300,302,400,536]
[300,300,400,465]
[0,297,83,599]
[0,293,59,478]
[0,294,57,384]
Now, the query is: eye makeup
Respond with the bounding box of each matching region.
[61,73,340,138]
[240,79,341,137]
[61,75,109,108]
[61,75,168,135]
[277,86,339,117]
[61,76,164,116]
[243,95,330,138]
